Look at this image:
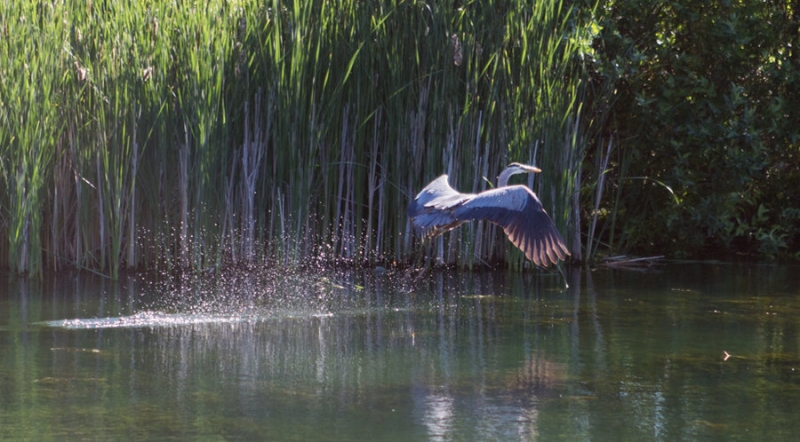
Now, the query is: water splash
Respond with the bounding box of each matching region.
[35,266,415,330]
[36,309,341,329]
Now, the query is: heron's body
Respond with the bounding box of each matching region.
[407,163,569,267]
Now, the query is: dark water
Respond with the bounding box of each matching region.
[1,264,799,441]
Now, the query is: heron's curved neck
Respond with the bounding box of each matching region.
[497,168,517,188]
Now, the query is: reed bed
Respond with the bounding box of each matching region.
[0,0,598,277]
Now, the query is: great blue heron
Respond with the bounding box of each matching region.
[407,162,569,267]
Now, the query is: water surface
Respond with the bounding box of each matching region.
[1,264,799,440]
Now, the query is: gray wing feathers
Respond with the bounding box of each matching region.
[407,175,467,210]
[453,186,568,267]
[502,206,569,267]
[408,177,569,267]
[406,175,471,237]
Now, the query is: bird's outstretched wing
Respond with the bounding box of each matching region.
[407,175,569,267]
[406,175,473,237]
[452,185,569,267]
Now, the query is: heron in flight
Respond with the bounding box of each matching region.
[407,162,569,267]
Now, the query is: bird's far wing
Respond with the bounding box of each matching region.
[407,175,472,237]
[452,185,569,267]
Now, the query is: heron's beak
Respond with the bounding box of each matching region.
[521,165,542,173]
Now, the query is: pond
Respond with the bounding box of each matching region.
[1,263,799,440]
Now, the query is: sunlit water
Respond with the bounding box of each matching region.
[2,263,799,440]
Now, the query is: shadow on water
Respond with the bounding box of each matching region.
[2,263,800,440]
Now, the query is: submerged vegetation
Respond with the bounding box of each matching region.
[2,0,799,277]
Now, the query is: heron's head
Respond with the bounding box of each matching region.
[497,162,541,187]
[505,162,542,175]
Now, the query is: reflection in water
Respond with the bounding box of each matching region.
[420,390,453,441]
[2,264,800,440]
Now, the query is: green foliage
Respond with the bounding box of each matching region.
[0,2,64,274]
[584,0,800,260]
[6,0,798,275]
[0,0,596,276]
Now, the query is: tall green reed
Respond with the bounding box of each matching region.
[58,0,172,278]
[0,2,64,275]
[0,0,598,276]
[172,2,234,270]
